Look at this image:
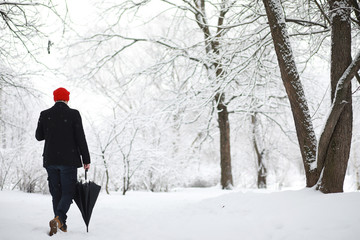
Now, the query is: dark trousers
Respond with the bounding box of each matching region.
[46,165,77,223]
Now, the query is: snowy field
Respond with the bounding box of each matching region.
[1,188,360,240]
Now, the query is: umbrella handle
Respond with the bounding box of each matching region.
[85,169,88,181]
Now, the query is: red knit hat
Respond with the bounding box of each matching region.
[53,87,70,102]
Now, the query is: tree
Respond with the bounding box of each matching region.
[90,116,121,195]
[317,0,353,193]
[251,113,267,188]
[70,0,294,190]
[0,1,66,81]
[190,0,235,189]
[0,1,68,193]
[119,128,139,195]
[262,0,360,192]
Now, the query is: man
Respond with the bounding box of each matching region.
[36,87,91,236]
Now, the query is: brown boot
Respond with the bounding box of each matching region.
[49,216,63,236]
[59,223,67,232]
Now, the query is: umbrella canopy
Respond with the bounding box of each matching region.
[73,170,101,232]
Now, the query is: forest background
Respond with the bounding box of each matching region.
[0,0,359,195]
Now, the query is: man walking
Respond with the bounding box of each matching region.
[36,87,91,236]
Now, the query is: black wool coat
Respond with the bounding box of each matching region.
[36,102,91,168]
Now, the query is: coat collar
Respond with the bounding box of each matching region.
[54,101,69,108]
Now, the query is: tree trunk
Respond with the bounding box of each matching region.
[317,0,352,193]
[251,114,267,189]
[194,0,234,189]
[262,0,359,192]
[100,150,111,194]
[262,0,318,186]
[216,93,233,189]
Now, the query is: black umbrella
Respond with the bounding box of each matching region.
[73,169,101,232]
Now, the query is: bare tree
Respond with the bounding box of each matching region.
[0,1,70,193]
[119,128,139,195]
[71,0,289,190]
[91,119,122,195]
[251,114,267,188]
[262,0,360,192]
[0,1,66,73]
[189,0,235,189]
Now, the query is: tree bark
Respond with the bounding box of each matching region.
[262,0,318,186]
[317,0,353,193]
[216,93,233,189]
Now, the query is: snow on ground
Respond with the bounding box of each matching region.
[0,187,360,240]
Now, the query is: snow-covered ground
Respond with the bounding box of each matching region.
[1,187,359,240]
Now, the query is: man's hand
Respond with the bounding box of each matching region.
[84,164,90,170]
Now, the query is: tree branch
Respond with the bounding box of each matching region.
[193,0,213,54]
[356,72,360,84]
[350,0,360,26]
[285,18,328,29]
[79,33,205,78]
[159,0,197,14]
[313,0,331,25]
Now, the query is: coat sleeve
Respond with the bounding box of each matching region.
[74,110,91,164]
[35,113,45,141]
